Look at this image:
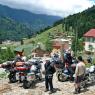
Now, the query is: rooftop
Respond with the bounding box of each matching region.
[84,29,95,37]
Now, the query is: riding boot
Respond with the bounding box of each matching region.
[73,88,79,94]
[78,87,81,93]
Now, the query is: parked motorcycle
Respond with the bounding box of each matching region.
[16,64,33,89]
[22,63,42,89]
[16,61,42,89]
[74,65,95,89]
[87,65,95,83]
[56,63,76,82]
[1,61,17,83]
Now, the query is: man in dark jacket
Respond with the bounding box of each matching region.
[44,59,55,94]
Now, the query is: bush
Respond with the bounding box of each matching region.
[0,47,15,63]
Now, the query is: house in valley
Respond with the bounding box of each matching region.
[84,29,95,52]
[51,38,72,51]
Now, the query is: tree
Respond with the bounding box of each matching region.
[0,47,15,62]
[21,39,24,45]
[6,47,15,60]
[45,38,53,52]
[71,38,84,56]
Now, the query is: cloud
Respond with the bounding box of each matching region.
[0,0,95,17]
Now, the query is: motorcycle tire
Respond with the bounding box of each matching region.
[80,81,86,88]
[57,74,67,82]
[38,77,42,81]
[23,80,31,89]
[39,74,42,81]
[8,74,16,83]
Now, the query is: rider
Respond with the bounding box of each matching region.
[64,52,74,81]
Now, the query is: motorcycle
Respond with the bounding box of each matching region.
[23,64,42,89]
[16,64,34,89]
[56,63,76,82]
[87,65,95,83]
[1,61,17,83]
[17,61,42,89]
[75,65,95,89]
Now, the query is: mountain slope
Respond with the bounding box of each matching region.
[61,5,95,38]
[24,24,63,44]
[0,16,33,41]
[0,4,61,31]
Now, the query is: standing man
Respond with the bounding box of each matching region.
[74,56,86,94]
[44,59,55,94]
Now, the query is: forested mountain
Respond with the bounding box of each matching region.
[0,16,33,41]
[0,4,61,31]
[54,5,95,38]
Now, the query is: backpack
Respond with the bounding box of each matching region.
[51,66,56,74]
[45,63,56,74]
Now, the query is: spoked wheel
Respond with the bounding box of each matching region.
[39,73,42,81]
[23,80,31,89]
[8,74,16,83]
[57,74,67,82]
[80,81,86,88]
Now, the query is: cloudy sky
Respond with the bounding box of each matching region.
[0,0,95,17]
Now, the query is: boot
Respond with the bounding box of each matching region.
[78,87,81,93]
[73,88,79,94]
[44,89,49,92]
[49,89,54,94]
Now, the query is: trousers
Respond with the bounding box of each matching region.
[45,75,53,91]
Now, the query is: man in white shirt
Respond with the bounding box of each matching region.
[74,56,86,94]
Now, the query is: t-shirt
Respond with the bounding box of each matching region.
[75,61,86,77]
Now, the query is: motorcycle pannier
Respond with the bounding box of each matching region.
[16,62,24,66]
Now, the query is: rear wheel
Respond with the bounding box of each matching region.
[57,74,67,82]
[80,81,86,88]
[8,74,16,83]
[23,80,31,89]
[39,73,42,81]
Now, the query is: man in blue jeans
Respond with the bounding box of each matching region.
[44,59,55,94]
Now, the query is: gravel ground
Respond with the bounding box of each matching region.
[0,57,95,95]
[0,73,95,95]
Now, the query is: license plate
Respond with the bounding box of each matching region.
[16,73,19,80]
[27,75,35,81]
[21,76,25,81]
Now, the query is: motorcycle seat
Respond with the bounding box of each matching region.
[16,67,29,71]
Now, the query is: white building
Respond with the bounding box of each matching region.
[84,29,95,52]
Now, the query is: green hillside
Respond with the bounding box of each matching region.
[24,24,63,45]
[0,4,61,31]
[0,16,33,42]
[54,5,95,38]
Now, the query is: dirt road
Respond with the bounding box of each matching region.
[0,57,95,95]
[0,73,95,95]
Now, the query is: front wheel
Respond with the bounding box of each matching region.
[23,80,31,89]
[8,73,16,83]
[57,74,67,82]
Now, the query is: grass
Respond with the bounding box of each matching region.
[24,24,63,44]
[0,24,63,57]
[14,43,36,56]
[15,24,64,56]
[0,72,8,79]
